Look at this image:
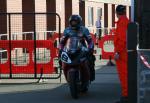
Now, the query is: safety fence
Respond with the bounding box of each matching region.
[88,27,115,37]
[90,28,115,61]
[0,13,61,79]
[0,13,116,80]
[95,27,116,37]
[137,49,150,103]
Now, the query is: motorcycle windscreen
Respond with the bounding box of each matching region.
[65,37,82,52]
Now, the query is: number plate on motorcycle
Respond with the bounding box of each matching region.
[61,52,72,64]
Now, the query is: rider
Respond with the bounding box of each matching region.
[59,15,95,91]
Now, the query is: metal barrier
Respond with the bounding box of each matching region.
[0,13,61,79]
[98,34,114,59]
[95,27,115,61]
[137,49,150,103]
[0,34,8,40]
[89,27,116,64]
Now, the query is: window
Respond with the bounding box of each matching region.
[97,7,102,19]
[88,7,94,26]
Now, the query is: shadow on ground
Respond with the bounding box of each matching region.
[0,65,124,103]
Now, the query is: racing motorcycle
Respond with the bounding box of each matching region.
[60,37,91,99]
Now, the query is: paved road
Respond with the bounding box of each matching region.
[0,83,121,103]
[0,65,121,103]
[0,64,149,103]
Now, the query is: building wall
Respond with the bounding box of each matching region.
[85,1,104,33]
[87,0,131,5]
[0,0,7,35]
[7,0,23,57]
[7,0,22,35]
[22,0,35,35]
[72,0,79,15]
[84,1,131,34]
[111,4,115,27]
[56,0,65,32]
[35,0,46,13]
[35,0,46,40]
[108,4,112,28]
[115,4,119,23]
[126,6,130,19]
[7,0,22,12]
[64,0,72,27]
[79,1,85,26]
[46,0,56,31]
[0,0,131,34]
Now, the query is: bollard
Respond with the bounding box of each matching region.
[127,22,138,103]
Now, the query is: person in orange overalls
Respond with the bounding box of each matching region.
[114,5,130,103]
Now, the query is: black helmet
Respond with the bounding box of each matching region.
[69,15,82,30]
[116,5,126,15]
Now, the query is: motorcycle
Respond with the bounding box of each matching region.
[60,37,91,99]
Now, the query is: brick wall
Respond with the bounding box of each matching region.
[35,0,46,40]
[72,0,79,15]
[0,0,7,34]
[7,0,22,12]
[7,0,22,35]
[0,0,131,34]
[108,4,112,28]
[56,0,65,32]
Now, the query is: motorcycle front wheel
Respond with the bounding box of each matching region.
[68,70,79,99]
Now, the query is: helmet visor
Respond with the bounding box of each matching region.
[70,20,78,27]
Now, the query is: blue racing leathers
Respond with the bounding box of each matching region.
[59,26,94,51]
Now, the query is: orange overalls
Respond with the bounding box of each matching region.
[114,15,129,97]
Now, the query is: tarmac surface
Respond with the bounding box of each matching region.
[0,60,149,103]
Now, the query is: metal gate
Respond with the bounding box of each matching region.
[0,13,61,79]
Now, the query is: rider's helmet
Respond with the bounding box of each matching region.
[116,5,126,15]
[69,15,82,30]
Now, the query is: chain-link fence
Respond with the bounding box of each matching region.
[0,13,61,79]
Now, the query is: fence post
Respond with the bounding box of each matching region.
[44,32,46,59]
[15,49,18,65]
[33,13,37,78]
[8,13,12,78]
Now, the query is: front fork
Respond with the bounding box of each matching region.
[67,69,80,83]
